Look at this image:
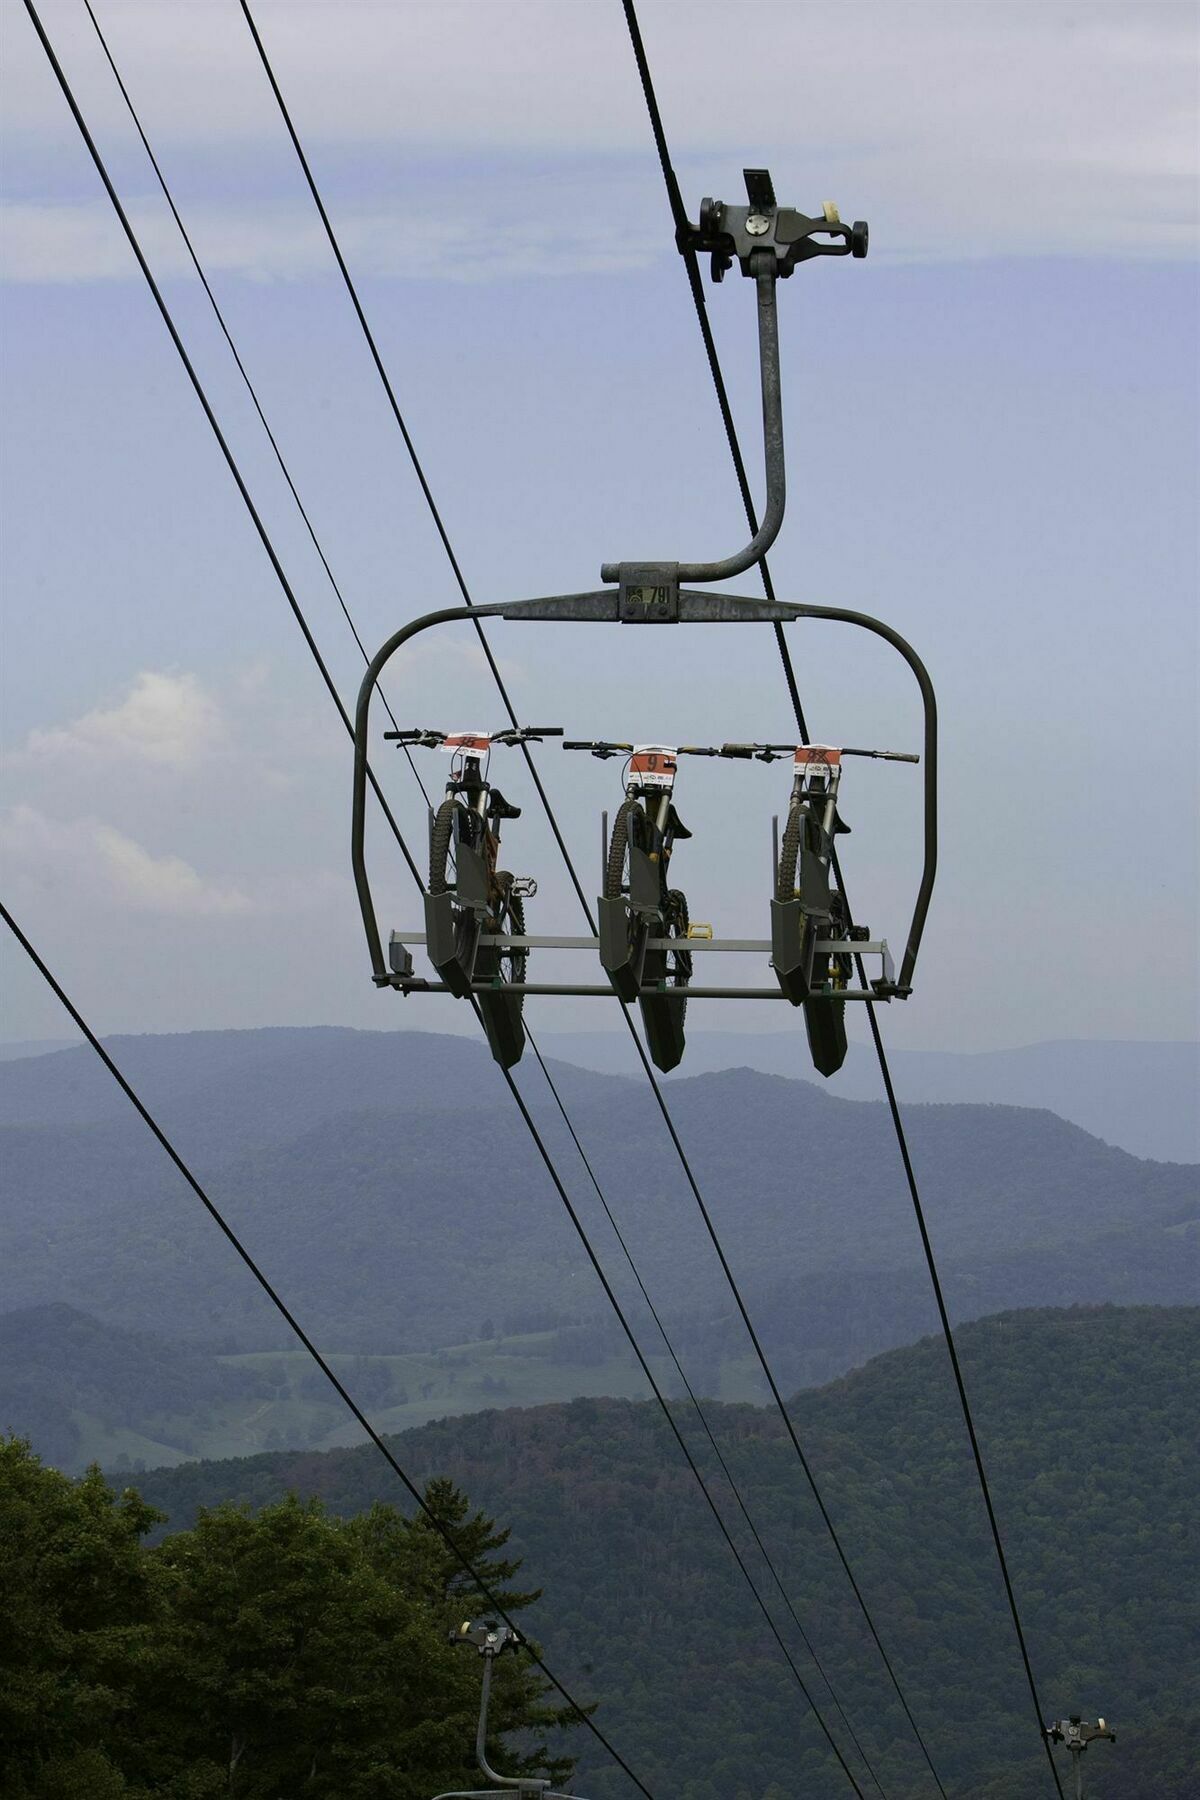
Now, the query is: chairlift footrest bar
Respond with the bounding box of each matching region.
[375,969,896,1002]
[391,929,891,957]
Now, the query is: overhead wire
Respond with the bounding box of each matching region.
[524,1030,887,1796]
[0,900,652,1797]
[618,4,1066,1795]
[33,3,877,1779]
[231,1,937,1783]
[78,0,432,811]
[493,1044,869,1796]
[15,0,423,897]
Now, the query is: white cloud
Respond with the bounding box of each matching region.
[0,804,252,917]
[0,192,665,285]
[3,0,1194,276]
[22,670,224,770]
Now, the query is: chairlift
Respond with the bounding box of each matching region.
[353,172,936,1079]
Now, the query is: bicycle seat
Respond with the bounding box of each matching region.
[488,788,522,821]
[667,804,692,840]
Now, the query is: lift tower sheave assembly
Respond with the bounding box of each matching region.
[352,172,937,1078]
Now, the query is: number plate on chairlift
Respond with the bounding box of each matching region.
[630,746,678,788]
[618,566,680,623]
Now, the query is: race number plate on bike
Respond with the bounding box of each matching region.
[440,732,491,754]
[794,745,842,767]
[630,746,678,789]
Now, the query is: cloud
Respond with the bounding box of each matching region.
[22,671,224,770]
[4,1,1194,276]
[0,191,666,286]
[391,634,526,691]
[0,804,252,917]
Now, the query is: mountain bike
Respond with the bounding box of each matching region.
[387,726,561,1067]
[720,740,917,1072]
[563,740,712,1070]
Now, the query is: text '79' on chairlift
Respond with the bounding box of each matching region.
[351,171,936,1080]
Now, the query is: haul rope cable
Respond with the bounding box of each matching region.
[236,0,939,1780]
[32,5,877,1782]
[619,4,1067,1795]
[523,1032,886,1796]
[0,900,653,1798]
[13,8,423,900]
[79,7,887,1782]
[78,0,434,812]
[18,9,654,1785]
[74,16,881,1779]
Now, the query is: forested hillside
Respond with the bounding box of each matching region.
[3,1029,1195,1468]
[2,1442,578,1799]
[134,1305,1199,1799]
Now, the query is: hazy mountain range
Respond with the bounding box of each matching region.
[1,1026,1194,1471]
[543,1029,1200,1162]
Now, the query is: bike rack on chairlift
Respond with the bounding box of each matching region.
[351,172,937,1076]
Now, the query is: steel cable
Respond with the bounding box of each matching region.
[236,3,926,1782]
[619,3,1066,1793]
[79,0,432,810]
[0,900,653,1796]
[29,5,874,1778]
[525,1031,887,1795]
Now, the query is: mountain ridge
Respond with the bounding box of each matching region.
[126,1304,1200,1800]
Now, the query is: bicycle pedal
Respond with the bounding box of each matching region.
[687,923,713,939]
[509,876,538,898]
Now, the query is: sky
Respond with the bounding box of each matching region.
[2,0,1197,1056]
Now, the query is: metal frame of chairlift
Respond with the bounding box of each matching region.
[352,173,937,1063]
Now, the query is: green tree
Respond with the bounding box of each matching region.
[130,1493,477,1797]
[0,1440,581,1798]
[413,1475,541,1612]
[0,1435,161,1798]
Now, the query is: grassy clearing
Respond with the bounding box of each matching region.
[81,1329,774,1470]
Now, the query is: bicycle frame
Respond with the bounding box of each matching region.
[623,747,687,884]
[788,745,841,841]
[441,743,504,895]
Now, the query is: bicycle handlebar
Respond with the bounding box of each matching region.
[561,740,917,763]
[383,727,563,747]
[718,742,919,763]
[492,726,563,743]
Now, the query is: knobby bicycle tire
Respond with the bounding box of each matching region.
[663,887,691,1030]
[776,803,805,904]
[429,796,468,895]
[604,797,642,902]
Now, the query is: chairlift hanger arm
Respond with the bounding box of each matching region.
[352,593,935,994]
[599,170,867,589]
[600,255,783,586]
